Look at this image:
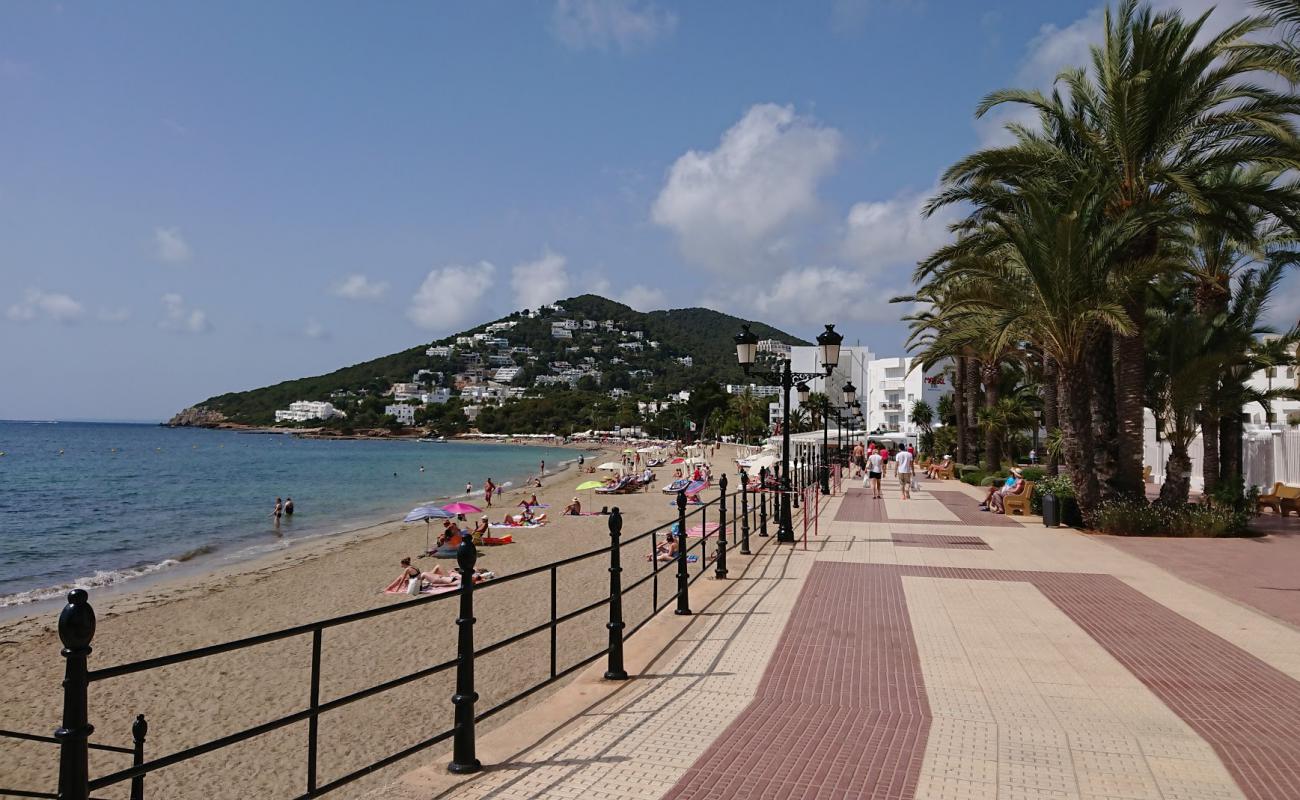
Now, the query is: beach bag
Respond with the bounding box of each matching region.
[406,577,421,595]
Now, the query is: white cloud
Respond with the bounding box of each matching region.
[97,307,132,323]
[408,263,496,331]
[751,266,904,326]
[153,227,192,264]
[6,289,85,323]
[551,0,677,52]
[305,319,328,340]
[333,273,389,300]
[617,284,666,311]
[159,293,210,333]
[511,250,570,310]
[652,103,842,275]
[840,183,954,276]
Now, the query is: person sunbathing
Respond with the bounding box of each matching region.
[520,494,541,509]
[397,558,458,588]
[562,497,582,515]
[501,513,522,527]
[521,508,548,524]
[471,516,489,546]
[649,532,679,562]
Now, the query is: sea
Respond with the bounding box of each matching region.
[0,421,576,611]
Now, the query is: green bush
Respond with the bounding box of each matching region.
[957,465,982,481]
[1030,474,1075,515]
[1020,467,1045,482]
[1095,499,1253,538]
[980,475,999,487]
[961,470,987,486]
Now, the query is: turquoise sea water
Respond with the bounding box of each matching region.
[0,422,575,607]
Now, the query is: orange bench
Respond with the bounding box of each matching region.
[1003,481,1035,516]
[1258,483,1300,516]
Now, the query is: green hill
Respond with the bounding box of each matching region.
[185,295,808,427]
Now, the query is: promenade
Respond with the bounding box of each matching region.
[375,476,1300,800]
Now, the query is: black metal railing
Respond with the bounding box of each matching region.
[1,471,816,800]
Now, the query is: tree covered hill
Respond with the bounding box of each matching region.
[186,295,808,425]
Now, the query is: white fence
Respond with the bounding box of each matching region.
[1144,424,1300,490]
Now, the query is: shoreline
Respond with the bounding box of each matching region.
[0,440,608,631]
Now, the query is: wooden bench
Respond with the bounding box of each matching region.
[1142,465,1152,483]
[935,463,954,480]
[1258,483,1300,517]
[1003,481,1035,516]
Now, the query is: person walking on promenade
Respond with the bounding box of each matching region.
[895,448,913,500]
[864,451,884,499]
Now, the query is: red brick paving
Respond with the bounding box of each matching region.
[891,532,991,550]
[665,561,1300,800]
[834,487,1020,527]
[1099,530,1300,629]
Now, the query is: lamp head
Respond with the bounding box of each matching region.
[797,382,810,405]
[734,325,758,373]
[816,324,843,373]
[842,381,857,406]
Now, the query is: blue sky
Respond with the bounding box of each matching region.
[3,0,1294,421]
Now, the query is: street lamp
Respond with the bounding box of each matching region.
[814,325,843,495]
[1032,408,1042,465]
[733,322,842,542]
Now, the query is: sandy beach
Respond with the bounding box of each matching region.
[0,443,741,800]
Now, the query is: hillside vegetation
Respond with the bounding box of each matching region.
[190,295,807,426]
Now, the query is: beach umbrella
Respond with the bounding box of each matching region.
[575,480,605,491]
[670,457,685,464]
[442,502,482,516]
[622,448,635,454]
[404,506,454,552]
[596,461,622,470]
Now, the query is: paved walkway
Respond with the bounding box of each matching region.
[391,477,1300,800]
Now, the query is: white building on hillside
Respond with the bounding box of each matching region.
[426,345,453,358]
[385,404,416,426]
[390,382,422,401]
[494,366,523,383]
[275,401,346,423]
[422,388,451,405]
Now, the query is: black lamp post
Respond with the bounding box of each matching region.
[1033,408,1042,464]
[733,323,841,543]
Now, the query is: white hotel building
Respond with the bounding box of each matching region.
[274,401,346,423]
[863,356,948,435]
[766,345,874,428]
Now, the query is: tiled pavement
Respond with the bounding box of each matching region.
[399,477,1300,800]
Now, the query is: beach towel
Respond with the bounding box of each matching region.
[489,521,545,529]
[482,535,514,546]
[383,575,460,596]
[684,522,721,538]
[517,502,551,508]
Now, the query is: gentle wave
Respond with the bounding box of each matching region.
[0,558,182,608]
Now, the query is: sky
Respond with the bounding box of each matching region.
[3,0,1296,421]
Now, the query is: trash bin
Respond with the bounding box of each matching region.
[1042,492,1059,528]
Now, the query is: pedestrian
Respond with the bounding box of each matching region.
[466,481,473,495]
[895,447,914,500]
[484,478,495,507]
[540,459,546,475]
[284,497,295,516]
[864,451,883,499]
[271,497,283,523]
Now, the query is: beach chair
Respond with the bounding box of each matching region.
[1003,481,1034,516]
[935,462,954,480]
[1258,482,1300,516]
[1142,465,1152,483]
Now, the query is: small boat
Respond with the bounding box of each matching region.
[417,436,447,443]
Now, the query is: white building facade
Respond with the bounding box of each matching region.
[274,401,346,423]
[384,404,416,426]
[764,345,874,429]
[863,357,949,435]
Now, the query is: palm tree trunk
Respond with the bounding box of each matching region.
[1158,443,1192,505]
[1112,298,1147,499]
[1043,356,1060,476]
[954,358,968,463]
[965,357,981,465]
[1062,362,1101,526]
[1090,330,1120,499]
[1220,412,1243,489]
[982,360,1001,472]
[1199,411,1218,496]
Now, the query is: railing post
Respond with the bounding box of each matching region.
[739,470,751,555]
[604,508,627,680]
[674,491,691,615]
[758,467,769,537]
[56,589,94,800]
[306,628,321,794]
[715,474,729,579]
[130,714,147,800]
[447,540,481,775]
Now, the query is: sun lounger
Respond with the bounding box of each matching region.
[597,475,643,494]
[482,535,513,545]
[662,478,691,493]
[383,574,461,596]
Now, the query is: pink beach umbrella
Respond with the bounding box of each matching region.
[442,502,483,516]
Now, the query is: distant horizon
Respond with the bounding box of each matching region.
[0,418,163,425]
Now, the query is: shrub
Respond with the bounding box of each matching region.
[1095,499,1253,538]
[957,465,982,481]
[1030,474,1075,515]
[1020,467,1045,482]
[961,470,987,486]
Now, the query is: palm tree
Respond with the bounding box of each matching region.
[729,388,763,445]
[804,392,831,431]
[934,0,1300,499]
